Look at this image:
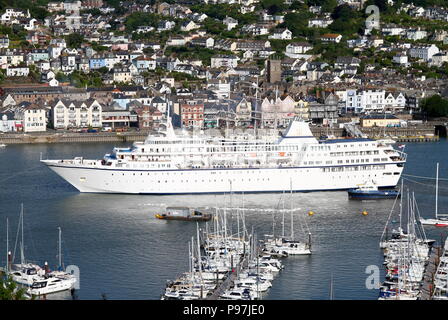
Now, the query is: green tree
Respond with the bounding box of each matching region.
[421,95,448,117]
[260,0,287,15]
[65,33,85,48]
[0,276,28,300]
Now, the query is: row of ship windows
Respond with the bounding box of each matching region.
[110,170,320,177]
[329,150,380,157]
[109,165,396,178]
[321,165,392,172]
[109,172,400,184]
[305,158,388,165]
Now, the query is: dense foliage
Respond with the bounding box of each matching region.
[0,276,28,300]
[0,0,50,20]
[421,95,448,117]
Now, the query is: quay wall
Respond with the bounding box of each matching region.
[0,126,440,145]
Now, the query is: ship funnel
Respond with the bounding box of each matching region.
[279,117,317,144]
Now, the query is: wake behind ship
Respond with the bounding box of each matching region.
[41,118,406,194]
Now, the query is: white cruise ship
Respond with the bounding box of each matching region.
[41,118,406,194]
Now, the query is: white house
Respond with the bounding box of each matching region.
[408,44,439,61]
[180,20,199,32]
[166,36,187,46]
[268,28,292,40]
[223,16,238,31]
[381,24,405,36]
[157,20,175,32]
[405,28,427,40]
[384,92,406,112]
[345,89,386,113]
[19,104,47,132]
[112,66,132,83]
[286,42,313,55]
[6,66,29,77]
[135,26,155,34]
[0,50,24,67]
[210,54,239,68]
[0,8,30,24]
[320,34,342,43]
[392,53,409,66]
[308,17,333,28]
[63,0,82,13]
[429,52,448,67]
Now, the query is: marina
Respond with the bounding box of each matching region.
[0,140,447,299]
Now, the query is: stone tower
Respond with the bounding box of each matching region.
[267,59,281,83]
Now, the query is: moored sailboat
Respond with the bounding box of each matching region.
[419,163,448,227]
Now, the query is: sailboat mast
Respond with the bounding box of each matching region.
[58,227,62,269]
[196,223,202,276]
[290,179,294,241]
[399,179,403,231]
[6,217,8,274]
[20,203,24,265]
[435,162,439,219]
[282,191,285,238]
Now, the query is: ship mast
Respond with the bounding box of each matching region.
[435,162,439,219]
[58,227,62,270]
[20,203,24,265]
[290,178,294,241]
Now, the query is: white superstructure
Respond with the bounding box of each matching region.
[41,118,406,194]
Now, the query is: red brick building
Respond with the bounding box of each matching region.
[180,101,204,128]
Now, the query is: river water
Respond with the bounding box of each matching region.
[0,140,447,300]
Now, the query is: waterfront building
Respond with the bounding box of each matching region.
[15,102,47,133]
[101,105,138,129]
[180,101,204,128]
[259,95,296,128]
[51,99,103,129]
[360,114,401,127]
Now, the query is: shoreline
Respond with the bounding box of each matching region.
[0,126,440,144]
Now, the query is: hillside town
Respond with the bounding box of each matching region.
[0,0,448,134]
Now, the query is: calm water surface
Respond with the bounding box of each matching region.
[0,140,447,300]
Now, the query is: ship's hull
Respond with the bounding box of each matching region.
[43,161,403,194]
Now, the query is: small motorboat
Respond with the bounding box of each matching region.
[155,207,212,222]
[348,181,400,200]
[0,144,6,148]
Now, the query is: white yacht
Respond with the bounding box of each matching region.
[27,273,76,296]
[41,118,406,194]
